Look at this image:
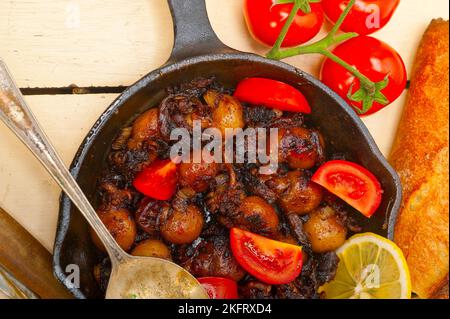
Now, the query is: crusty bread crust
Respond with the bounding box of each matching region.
[390,19,449,299]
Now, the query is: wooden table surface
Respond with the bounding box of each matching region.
[0,0,448,253]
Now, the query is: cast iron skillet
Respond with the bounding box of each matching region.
[53,0,402,299]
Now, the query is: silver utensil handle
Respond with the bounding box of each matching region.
[0,60,126,265]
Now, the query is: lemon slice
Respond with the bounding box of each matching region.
[321,233,411,299]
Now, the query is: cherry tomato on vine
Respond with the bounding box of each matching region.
[244,0,325,47]
[322,0,400,35]
[320,36,407,116]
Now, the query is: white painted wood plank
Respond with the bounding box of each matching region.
[0,94,117,251]
[1,0,448,88]
[362,91,407,155]
[0,0,174,87]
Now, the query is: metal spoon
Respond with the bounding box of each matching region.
[0,60,208,299]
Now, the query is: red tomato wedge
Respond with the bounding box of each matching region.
[197,277,238,299]
[230,228,303,285]
[312,160,383,217]
[233,78,311,114]
[133,159,178,201]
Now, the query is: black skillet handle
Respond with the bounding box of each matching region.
[166,0,239,63]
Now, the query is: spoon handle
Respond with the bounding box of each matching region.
[0,60,127,266]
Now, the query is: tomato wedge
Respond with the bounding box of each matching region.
[230,228,303,285]
[197,277,238,299]
[312,160,383,217]
[133,159,178,201]
[233,78,311,113]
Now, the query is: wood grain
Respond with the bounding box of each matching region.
[0,206,73,298]
[0,0,173,88]
[0,0,448,88]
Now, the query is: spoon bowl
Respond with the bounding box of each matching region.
[106,256,208,299]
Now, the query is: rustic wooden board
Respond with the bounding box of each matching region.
[0,0,448,256]
[0,0,448,88]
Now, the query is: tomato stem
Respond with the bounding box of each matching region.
[267,0,303,57]
[269,31,357,58]
[266,0,390,114]
[320,50,373,90]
